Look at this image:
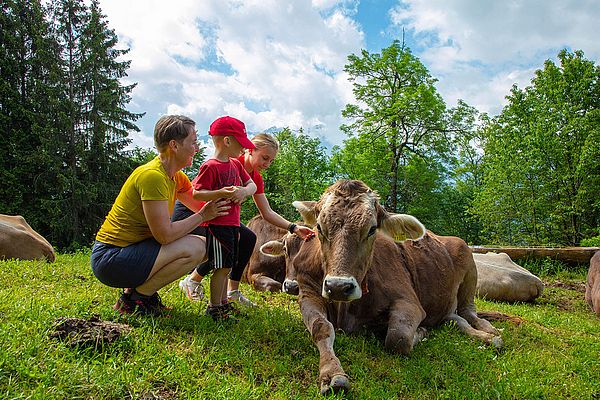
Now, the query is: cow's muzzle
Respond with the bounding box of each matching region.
[322,275,362,301]
[282,279,299,295]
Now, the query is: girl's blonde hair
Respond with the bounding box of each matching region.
[251,133,279,152]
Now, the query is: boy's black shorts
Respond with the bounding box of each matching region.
[205,224,240,270]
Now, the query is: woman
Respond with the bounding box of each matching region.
[91,115,229,315]
[175,133,315,306]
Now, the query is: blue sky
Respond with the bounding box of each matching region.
[98,0,599,149]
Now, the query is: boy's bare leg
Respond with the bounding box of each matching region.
[210,268,230,305]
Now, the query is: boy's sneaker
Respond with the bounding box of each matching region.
[227,289,256,307]
[221,301,241,317]
[205,304,227,321]
[113,292,135,314]
[179,275,205,302]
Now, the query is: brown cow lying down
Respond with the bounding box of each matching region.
[261,180,501,395]
[243,215,288,292]
[0,214,55,262]
[243,215,304,294]
[473,252,544,302]
[586,251,600,316]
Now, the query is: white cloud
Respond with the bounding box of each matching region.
[100,0,597,150]
[389,0,599,114]
[99,0,363,148]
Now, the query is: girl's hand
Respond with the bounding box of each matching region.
[295,225,316,241]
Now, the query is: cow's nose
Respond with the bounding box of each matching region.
[323,276,360,301]
[283,279,299,295]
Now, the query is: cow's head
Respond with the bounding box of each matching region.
[295,180,425,302]
[260,232,305,295]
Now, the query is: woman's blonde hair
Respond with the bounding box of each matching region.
[251,133,279,152]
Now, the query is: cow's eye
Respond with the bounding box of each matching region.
[316,223,327,240]
[367,226,377,237]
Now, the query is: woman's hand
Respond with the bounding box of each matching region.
[199,199,230,222]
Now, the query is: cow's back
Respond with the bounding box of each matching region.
[473,252,543,302]
[396,232,473,326]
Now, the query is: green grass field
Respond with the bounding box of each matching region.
[1,253,598,399]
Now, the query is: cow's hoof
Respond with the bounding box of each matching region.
[320,374,350,395]
[491,335,503,349]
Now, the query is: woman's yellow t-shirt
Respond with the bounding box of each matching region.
[95,156,192,247]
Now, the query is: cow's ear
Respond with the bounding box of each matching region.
[260,240,285,257]
[380,213,426,242]
[292,201,317,226]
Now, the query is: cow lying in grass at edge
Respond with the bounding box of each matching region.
[586,251,600,316]
[260,180,502,395]
[0,214,55,262]
[473,252,544,302]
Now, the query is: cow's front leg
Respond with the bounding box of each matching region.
[385,299,426,355]
[300,297,350,395]
[249,274,282,292]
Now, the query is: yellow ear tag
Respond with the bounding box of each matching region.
[393,233,406,242]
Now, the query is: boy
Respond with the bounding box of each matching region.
[183,116,257,320]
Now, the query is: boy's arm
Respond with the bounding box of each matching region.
[192,186,237,201]
[229,178,256,204]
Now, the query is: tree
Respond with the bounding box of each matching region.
[242,128,332,223]
[341,40,449,212]
[474,49,600,245]
[330,135,391,199]
[1,0,143,250]
[37,0,143,249]
[0,0,63,228]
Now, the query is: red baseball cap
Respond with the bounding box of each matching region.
[208,116,256,149]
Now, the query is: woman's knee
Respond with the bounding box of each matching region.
[163,235,206,265]
[185,235,207,264]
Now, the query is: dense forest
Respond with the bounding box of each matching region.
[2,0,599,251]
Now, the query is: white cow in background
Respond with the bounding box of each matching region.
[473,252,543,302]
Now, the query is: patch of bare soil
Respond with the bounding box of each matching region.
[50,315,132,347]
[138,387,179,400]
[477,311,524,325]
[544,280,586,293]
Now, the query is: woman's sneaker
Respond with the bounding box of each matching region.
[113,292,135,314]
[179,275,205,302]
[147,292,172,312]
[227,290,256,307]
[130,290,163,316]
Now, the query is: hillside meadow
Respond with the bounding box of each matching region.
[0,252,598,399]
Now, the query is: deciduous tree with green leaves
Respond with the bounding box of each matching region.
[242,128,332,222]
[474,49,600,245]
[341,40,450,212]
